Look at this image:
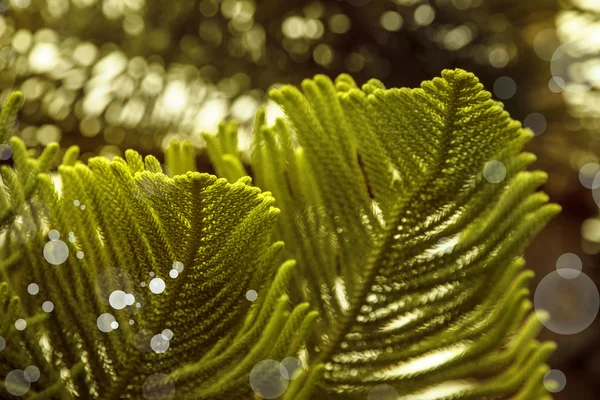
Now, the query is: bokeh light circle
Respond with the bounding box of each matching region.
[109,290,128,310]
[555,253,582,279]
[579,163,600,189]
[150,334,170,353]
[534,270,599,335]
[15,319,26,331]
[0,143,12,160]
[493,76,516,100]
[27,283,39,295]
[523,113,547,136]
[172,261,184,273]
[48,229,60,241]
[42,301,54,313]
[483,160,506,183]
[246,289,258,301]
[97,313,117,333]
[5,370,31,396]
[543,369,567,393]
[43,239,69,265]
[149,278,166,294]
[249,360,289,399]
[548,76,565,93]
[24,366,40,383]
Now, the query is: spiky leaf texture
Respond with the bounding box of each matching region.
[202,69,560,399]
[0,96,317,398]
[0,68,560,400]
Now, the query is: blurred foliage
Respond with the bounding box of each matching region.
[0,0,561,163]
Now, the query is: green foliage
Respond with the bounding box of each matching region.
[203,69,560,399]
[0,69,559,399]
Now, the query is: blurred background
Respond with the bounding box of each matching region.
[0,0,598,398]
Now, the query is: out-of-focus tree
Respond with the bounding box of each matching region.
[0,0,560,162]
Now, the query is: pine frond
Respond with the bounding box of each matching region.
[205,69,560,399]
[2,137,312,397]
[2,69,560,399]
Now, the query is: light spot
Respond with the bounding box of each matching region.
[109,290,128,310]
[44,239,69,265]
[556,253,583,279]
[42,301,54,313]
[0,336,5,351]
[231,95,260,122]
[172,261,184,273]
[246,289,258,301]
[543,369,567,393]
[414,5,435,26]
[80,205,86,210]
[282,16,305,39]
[27,283,39,295]
[534,271,599,334]
[579,163,600,189]
[15,319,26,331]
[97,313,117,333]
[161,329,173,340]
[380,11,403,32]
[73,200,80,206]
[5,370,31,396]
[141,282,146,287]
[249,360,289,399]
[493,76,516,99]
[329,14,351,34]
[483,160,506,183]
[48,229,60,241]
[77,251,85,259]
[523,113,547,136]
[169,269,179,279]
[150,333,170,353]
[125,293,135,306]
[129,319,135,325]
[24,366,40,383]
[111,321,119,330]
[29,43,58,74]
[548,76,565,93]
[488,45,510,68]
[149,278,166,294]
[0,143,12,160]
